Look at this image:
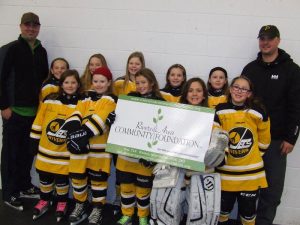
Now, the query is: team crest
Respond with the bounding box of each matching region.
[46,118,67,145]
[228,127,254,158]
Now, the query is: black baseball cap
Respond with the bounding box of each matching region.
[21,12,40,25]
[258,25,280,39]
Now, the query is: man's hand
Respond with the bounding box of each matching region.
[281,141,294,155]
[1,107,12,120]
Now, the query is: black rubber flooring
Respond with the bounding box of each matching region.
[0,193,241,225]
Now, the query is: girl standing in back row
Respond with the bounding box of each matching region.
[81,53,108,91]
[113,51,145,96]
[40,58,69,101]
[112,51,145,215]
[207,67,228,109]
[160,64,186,102]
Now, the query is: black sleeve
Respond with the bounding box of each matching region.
[0,43,15,110]
[284,64,300,145]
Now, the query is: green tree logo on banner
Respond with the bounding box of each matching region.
[147,108,163,148]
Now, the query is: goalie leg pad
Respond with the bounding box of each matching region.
[202,173,221,225]
[187,173,221,225]
[150,170,185,225]
[186,175,207,225]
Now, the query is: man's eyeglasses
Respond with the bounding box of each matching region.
[231,85,251,93]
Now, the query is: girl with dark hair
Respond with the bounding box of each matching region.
[207,67,228,108]
[150,77,226,225]
[40,57,69,101]
[30,69,81,222]
[160,64,187,102]
[116,68,164,225]
[215,75,270,225]
[180,77,208,106]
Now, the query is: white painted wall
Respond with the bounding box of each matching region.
[0,1,300,224]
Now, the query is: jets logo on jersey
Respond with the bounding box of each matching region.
[203,176,215,191]
[46,118,67,145]
[228,127,254,158]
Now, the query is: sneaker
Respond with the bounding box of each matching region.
[113,194,121,215]
[55,201,67,222]
[113,204,121,216]
[88,206,103,225]
[20,186,40,199]
[4,195,23,211]
[33,199,51,220]
[117,215,132,225]
[139,217,149,225]
[69,202,88,224]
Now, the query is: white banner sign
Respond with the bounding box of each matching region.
[106,95,215,171]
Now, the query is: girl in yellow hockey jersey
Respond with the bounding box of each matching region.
[112,51,145,214]
[113,51,145,96]
[207,67,228,109]
[40,58,69,101]
[81,53,108,91]
[30,70,81,221]
[160,64,187,102]
[116,68,165,225]
[214,76,270,225]
[65,67,117,225]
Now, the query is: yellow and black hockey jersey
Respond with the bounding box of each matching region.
[113,77,136,96]
[160,86,182,102]
[67,91,117,176]
[160,91,180,102]
[39,76,60,102]
[214,102,270,191]
[30,94,79,175]
[208,89,227,109]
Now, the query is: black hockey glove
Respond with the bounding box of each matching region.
[139,158,156,168]
[63,114,82,134]
[66,129,89,154]
[105,111,116,127]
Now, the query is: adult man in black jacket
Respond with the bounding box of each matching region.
[0,12,48,210]
[242,25,300,225]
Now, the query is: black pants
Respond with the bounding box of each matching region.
[256,140,286,225]
[1,112,35,201]
[220,190,258,225]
